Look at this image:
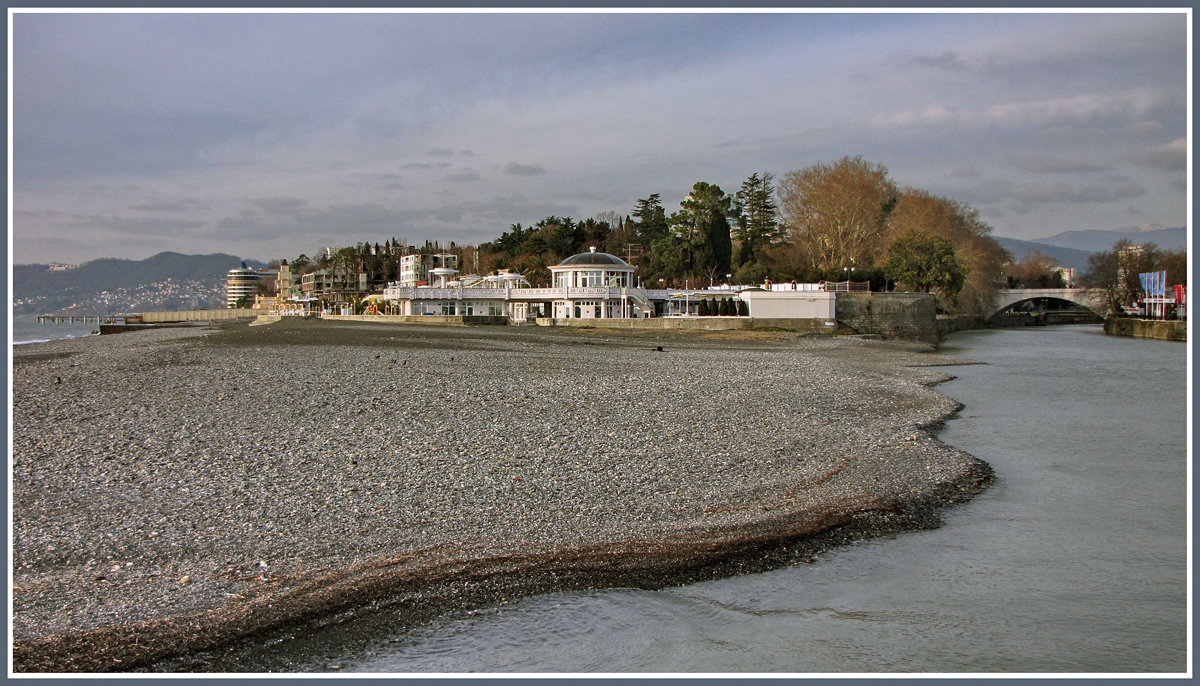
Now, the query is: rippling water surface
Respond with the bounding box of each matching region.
[288,325,1189,674]
[10,315,100,344]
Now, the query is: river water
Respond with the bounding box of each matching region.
[301,325,1186,675]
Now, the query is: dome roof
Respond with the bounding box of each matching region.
[557,249,631,267]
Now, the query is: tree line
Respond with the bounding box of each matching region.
[473,156,1009,313]
[281,155,1184,316]
[1081,240,1187,314]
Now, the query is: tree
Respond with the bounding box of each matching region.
[733,261,769,286]
[647,233,688,284]
[777,156,898,271]
[632,194,669,244]
[884,230,967,304]
[1082,240,1161,314]
[885,189,1009,314]
[1158,249,1188,287]
[669,181,734,279]
[733,172,780,266]
[536,216,582,259]
[1007,249,1066,289]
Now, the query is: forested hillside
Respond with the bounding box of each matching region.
[13,252,260,315]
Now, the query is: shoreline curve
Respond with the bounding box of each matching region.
[12,320,992,672]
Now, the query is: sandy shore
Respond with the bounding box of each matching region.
[11,319,992,672]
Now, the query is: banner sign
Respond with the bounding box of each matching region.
[1175,284,1186,306]
[1139,270,1167,297]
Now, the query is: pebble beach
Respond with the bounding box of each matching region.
[11,318,993,672]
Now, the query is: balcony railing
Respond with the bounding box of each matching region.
[380,285,635,301]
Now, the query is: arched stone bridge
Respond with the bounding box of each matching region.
[991,288,1106,318]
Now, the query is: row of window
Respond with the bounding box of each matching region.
[411,301,504,316]
[553,270,631,288]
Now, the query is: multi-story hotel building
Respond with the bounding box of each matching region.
[225,262,269,308]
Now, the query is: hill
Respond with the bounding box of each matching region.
[1031,226,1187,253]
[12,252,264,315]
[993,237,1094,272]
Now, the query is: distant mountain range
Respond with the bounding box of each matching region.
[994,226,1186,272]
[1030,225,1187,253]
[993,237,1095,272]
[12,252,263,315]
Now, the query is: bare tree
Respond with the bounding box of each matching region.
[777,156,898,272]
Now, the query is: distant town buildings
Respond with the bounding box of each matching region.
[398,252,459,288]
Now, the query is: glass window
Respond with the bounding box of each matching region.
[574,271,602,287]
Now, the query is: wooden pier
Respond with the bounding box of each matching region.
[35,314,129,325]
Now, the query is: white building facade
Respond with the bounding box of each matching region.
[225,262,275,308]
[377,247,847,323]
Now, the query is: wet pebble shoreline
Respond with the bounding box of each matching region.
[12,319,991,671]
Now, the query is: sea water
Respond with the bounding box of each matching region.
[10,315,100,345]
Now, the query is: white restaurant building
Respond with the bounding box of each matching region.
[374,247,837,322]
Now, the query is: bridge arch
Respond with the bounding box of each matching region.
[989,288,1106,320]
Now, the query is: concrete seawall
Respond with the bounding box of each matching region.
[536,316,838,333]
[140,309,257,323]
[1103,317,1187,342]
[323,314,510,326]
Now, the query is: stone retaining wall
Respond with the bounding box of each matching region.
[1103,317,1187,342]
[937,314,986,336]
[835,293,940,343]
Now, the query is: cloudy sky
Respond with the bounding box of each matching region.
[10,10,1189,265]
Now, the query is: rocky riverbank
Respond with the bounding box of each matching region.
[12,319,992,672]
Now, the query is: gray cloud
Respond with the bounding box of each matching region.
[248,197,309,214]
[10,12,1188,264]
[504,162,547,176]
[1127,138,1187,171]
[910,51,968,72]
[1010,157,1112,174]
[446,170,481,183]
[401,162,452,170]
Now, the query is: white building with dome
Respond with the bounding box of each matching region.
[381,247,666,321]
[375,246,852,323]
[548,247,646,319]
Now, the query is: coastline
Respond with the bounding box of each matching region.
[11,319,992,672]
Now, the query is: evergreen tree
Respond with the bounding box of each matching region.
[633,194,669,243]
[733,172,780,267]
[669,182,733,280]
